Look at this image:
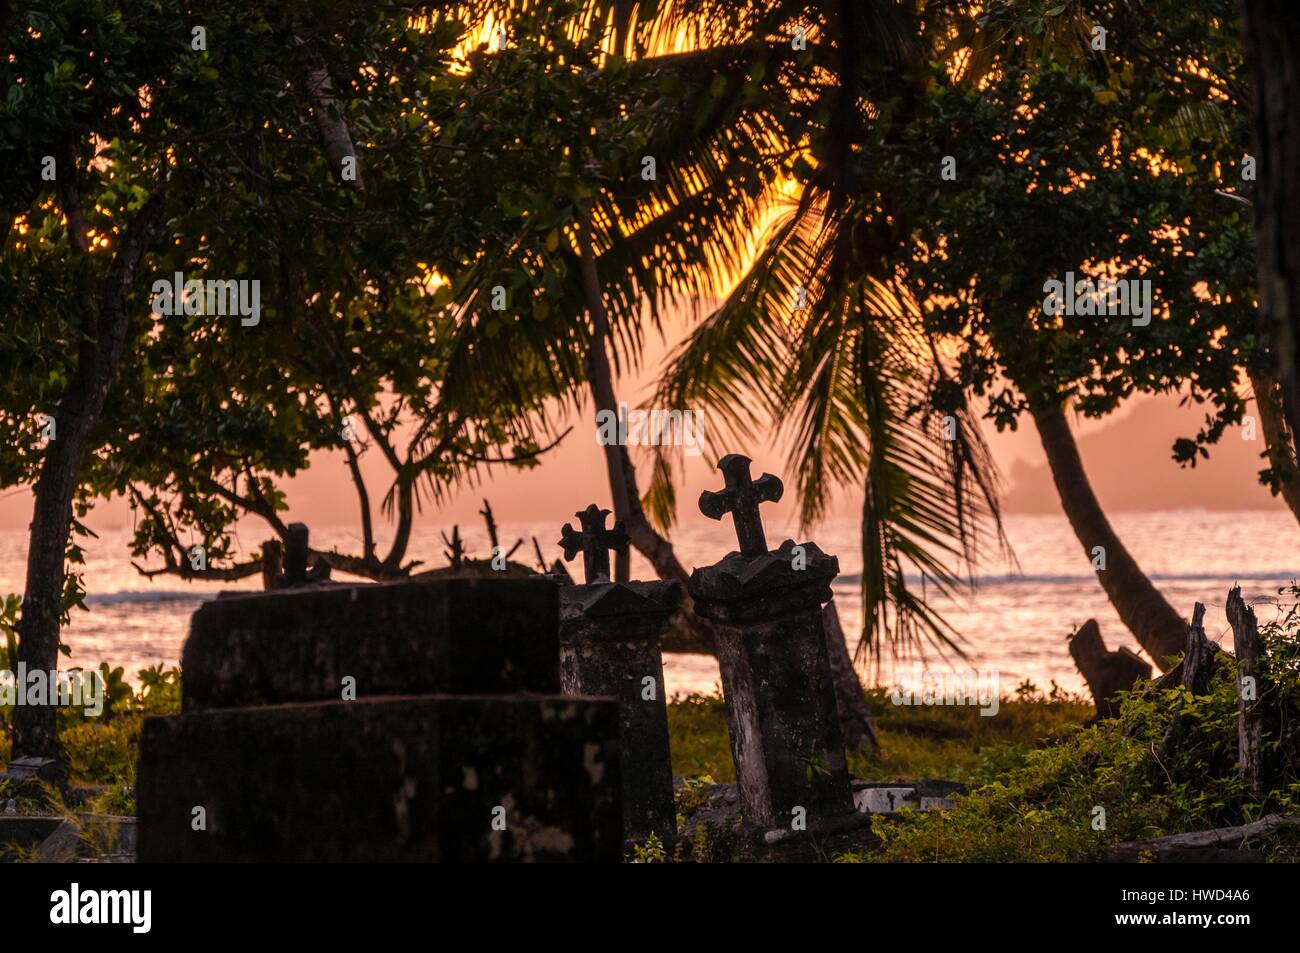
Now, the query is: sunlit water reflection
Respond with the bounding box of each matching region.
[1,510,1295,698]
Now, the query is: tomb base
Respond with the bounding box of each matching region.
[137,694,622,862]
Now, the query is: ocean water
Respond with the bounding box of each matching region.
[0,509,1296,698]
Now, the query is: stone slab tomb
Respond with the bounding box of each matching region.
[138,695,622,862]
[556,504,680,845]
[138,576,622,862]
[183,576,561,710]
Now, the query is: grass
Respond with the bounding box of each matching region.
[5,681,1086,820]
[668,684,1092,787]
[0,714,144,816]
[4,649,1296,864]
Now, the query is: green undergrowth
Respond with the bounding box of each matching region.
[0,714,145,817]
[847,622,1300,863]
[5,671,1088,820]
[0,664,180,816]
[6,638,1296,867]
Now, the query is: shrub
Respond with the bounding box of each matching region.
[868,610,1300,862]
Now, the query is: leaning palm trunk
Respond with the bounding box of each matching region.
[1239,0,1300,441]
[577,216,684,586]
[1247,366,1300,525]
[1030,399,1185,670]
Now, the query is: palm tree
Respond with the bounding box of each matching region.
[1239,0,1300,444]
[440,1,1010,677]
[630,1,1008,662]
[443,0,1244,685]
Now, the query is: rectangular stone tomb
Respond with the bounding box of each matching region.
[137,695,622,862]
[182,577,560,710]
[852,780,967,814]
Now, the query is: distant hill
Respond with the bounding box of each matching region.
[1001,395,1286,514]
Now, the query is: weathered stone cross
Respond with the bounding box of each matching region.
[698,453,784,557]
[559,504,630,584]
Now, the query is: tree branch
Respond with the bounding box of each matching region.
[290,36,366,195]
[57,139,90,257]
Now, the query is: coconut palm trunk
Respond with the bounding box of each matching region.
[1239,1,1300,440]
[1247,366,1300,525]
[1029,398,1185,670]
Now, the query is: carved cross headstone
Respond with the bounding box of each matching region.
[698,454,783,557]
[558,504,629,584]
[277,523,331,588]
[555,503,677,844]
[689,452,861,849]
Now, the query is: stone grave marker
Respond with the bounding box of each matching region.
[183,576,561,711]
[556,504,680,846]
[688,453,866,848]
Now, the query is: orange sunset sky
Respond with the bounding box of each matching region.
[0,322,1282,543]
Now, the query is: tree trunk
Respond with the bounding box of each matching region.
[1226,586,1265,795]
[12,194,165,759]
[288,33,366,196]
[822,599,878,753]
[577,217,636,583]
[1030,399,1185,670]
[576,216,695,587]
[1108,814,1300,862]
[1239,2,1300,441]
[1247,366,1300,524]
[1068,618,1151,719]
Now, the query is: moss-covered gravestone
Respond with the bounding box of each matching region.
[556,505,680,847]
[688,454,865,849]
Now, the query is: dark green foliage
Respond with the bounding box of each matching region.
[879,0,1260,471]
[869,602,1300,862]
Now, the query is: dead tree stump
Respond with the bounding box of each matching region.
[1068,619,1151,719]
[1226,586,1265,796]
[1153,601,1221,692]
[1156,602,1217,761]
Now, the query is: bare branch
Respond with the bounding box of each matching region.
[130,558,263,582]
[290,37,366,195]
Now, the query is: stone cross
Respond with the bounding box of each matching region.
[559,504,630,584]
[698,454,783,557]
[689,456,864,850]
